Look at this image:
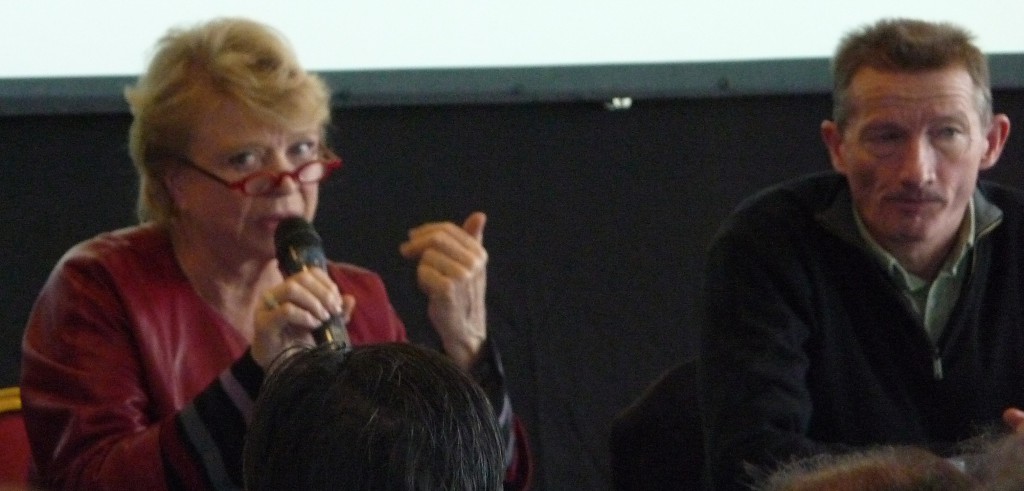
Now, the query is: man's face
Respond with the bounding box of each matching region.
[821,66,1006,257]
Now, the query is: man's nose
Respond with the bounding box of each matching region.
[897,134,938,186]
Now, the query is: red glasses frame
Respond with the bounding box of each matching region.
[181,158,343,196]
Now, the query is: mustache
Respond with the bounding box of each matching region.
[884,190,946,203]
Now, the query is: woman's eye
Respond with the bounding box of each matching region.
[290,141,318,160]
[228,152,261,170]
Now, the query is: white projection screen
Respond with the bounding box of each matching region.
[2,1,1023,112]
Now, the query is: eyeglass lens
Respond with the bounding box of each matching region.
[241,161,332,195]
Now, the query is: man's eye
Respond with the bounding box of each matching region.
[862,133,902,150]
[933,127,963,139]
[867,131,901,143]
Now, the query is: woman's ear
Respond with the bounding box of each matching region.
[163,165,188,210]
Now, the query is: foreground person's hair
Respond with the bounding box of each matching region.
[243,342,505,491]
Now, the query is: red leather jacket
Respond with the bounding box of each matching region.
[21,224,530,490]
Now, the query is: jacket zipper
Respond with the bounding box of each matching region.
[928,202,1000,382]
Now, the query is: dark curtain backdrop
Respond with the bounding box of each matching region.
[3,90,1023,490]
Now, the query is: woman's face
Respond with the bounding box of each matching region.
[166,99,324,260]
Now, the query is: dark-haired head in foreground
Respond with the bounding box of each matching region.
[243,342,505,491]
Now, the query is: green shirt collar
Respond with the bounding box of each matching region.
[854,198,976,289]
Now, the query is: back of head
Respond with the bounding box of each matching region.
[830,18,991,128]
[124,17,331,225]
[968,433,1024,491]
[755,447,975,491]
[243,343,505,491]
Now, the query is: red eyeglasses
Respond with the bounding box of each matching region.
[181,158,343,196]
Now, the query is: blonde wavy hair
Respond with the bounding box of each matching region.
[124,17,331,224]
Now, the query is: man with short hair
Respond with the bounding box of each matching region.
[699,18,1021,491]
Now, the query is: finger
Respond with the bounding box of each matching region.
[280,301,330,330]
[1004,407,1024,432]
[426,234,486,271]
[405,220,453,239]
[261,292,327,330]
[420,248,476,281]
[277,270,342,321]
[255,297,320,342]
[307,268,344,315]
[412,217,484,246]
[462,211,487,243]
[416,262,457,299]
[401,217,483,256]
[251,310,316,369]
[401,226,486,264]
[399,222,460,258]
[341,294,356,323]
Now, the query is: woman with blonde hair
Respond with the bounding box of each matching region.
[20,17,530,490]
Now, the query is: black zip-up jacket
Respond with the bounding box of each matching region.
[699,171,1024,491]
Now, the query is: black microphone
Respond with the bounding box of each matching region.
[274,217,347,347]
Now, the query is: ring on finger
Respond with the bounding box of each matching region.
[262,293,279,310]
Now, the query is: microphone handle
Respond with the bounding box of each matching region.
[282,263,349,348]
[313,314,348,347]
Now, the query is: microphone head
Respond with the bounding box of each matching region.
[275,216,321,246]
[274,217,327,274]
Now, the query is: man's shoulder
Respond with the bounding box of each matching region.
[978,180,1024,237]
[707,172,848,254]
[731,171,846,222]
[979,179,1024,208]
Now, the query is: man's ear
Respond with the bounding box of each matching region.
[821,120,847,174]
[979,114,1011,171]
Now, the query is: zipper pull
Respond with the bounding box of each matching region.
[933,353,944,381]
